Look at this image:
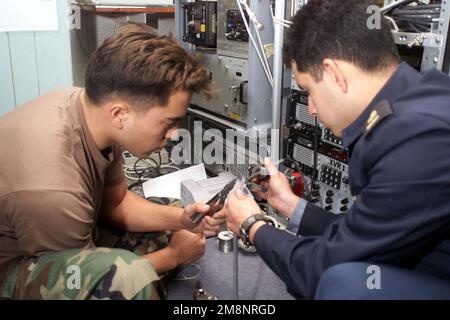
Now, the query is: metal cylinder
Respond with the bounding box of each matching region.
[271,0,286,164]
[218,231,234,253]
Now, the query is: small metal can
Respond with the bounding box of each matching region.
[218,230,234,253]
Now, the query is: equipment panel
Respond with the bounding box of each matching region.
[217,0,249,59]
[283,91,353,214]
[225,9,249,43]
[190,53,249,125]
[183,1,217,48]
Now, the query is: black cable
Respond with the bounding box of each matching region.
[127,156,175,191]
[387,1,442,32]
[133,158,161,184]
[75,28,91,58]
[127,180,144,191]
[312,118,320,188]
[144,157,161,179]
[159,167,179,175]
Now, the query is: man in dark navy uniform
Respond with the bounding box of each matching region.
[223,0,450,299]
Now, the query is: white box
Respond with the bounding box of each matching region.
[180,172,236,206]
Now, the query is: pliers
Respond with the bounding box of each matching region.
[190,179,237,225]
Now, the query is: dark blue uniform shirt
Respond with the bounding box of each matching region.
[254,63,450,299]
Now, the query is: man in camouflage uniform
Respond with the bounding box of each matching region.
[1,198,182,300]
[0,24,225,299]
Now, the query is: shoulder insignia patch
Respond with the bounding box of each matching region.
[364,100,393,138]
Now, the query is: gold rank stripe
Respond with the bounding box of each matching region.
[366,110,380,131]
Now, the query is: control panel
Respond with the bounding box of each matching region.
[183,1,217,48]
[189,53,249,124]
[217,0,250,59]
[283,90,353,214]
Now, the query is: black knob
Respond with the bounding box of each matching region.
[311,198,319,203]
[342,176,350,184]
[325,197,333,204]
[340,206,348,212]
[326,190,334,197]
[312,190,319,197]
[341,198,349,204]
[325,205,333,211]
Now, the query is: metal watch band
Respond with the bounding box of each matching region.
[239,213,275,246]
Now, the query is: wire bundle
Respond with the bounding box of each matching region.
[386,1,442,33]
[122,151,180,189]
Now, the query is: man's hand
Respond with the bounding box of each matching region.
[169,229,206,266]
[181,202,225,237]
[252,158,300,218]
[224,190,261,235]
[202,210,226,237]
[181,203,210,233]
[143,229,206,273]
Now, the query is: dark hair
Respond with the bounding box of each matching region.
[283,0,401,80]
[85,23,214,111]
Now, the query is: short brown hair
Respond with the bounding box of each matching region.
[284,0,400,81]
[85,23,214,111]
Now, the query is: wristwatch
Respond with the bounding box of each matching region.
[239,213,275,246]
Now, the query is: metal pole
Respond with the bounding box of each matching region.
[233,235,239,299]
[271,0,285,163]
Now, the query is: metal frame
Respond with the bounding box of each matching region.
[270,0,286,162]
[385,0,450,73]
[176,0,275,131]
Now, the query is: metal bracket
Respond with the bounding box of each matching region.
[193,281,219,300]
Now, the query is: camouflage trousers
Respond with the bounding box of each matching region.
[2,197,183,300]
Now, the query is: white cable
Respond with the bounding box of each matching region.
[166,158,174,166]
[269,3,292,28]
[273,17,292,25]
[241,0,274,83]
[273,19,291,28]
[384,15,399,32]
[122,163,154,170]
[236,0,274,87]
[273,17,292,28]
[239,0,273,83]
[243,1,263,30]
[236,0,270,79]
